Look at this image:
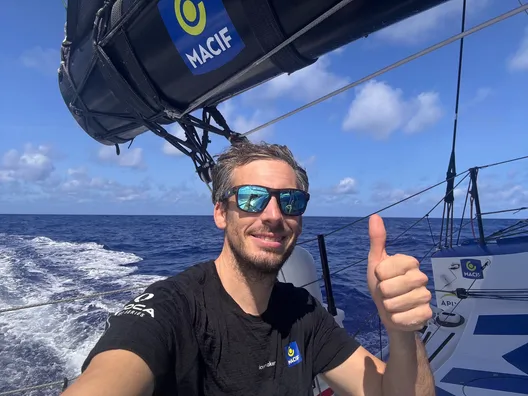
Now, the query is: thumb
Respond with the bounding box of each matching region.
[368,214,387,266]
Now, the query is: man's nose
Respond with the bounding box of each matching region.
[260,196,283,222]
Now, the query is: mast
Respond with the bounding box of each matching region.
[441,0,467,248]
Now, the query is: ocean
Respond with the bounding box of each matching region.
[0,214,517,395]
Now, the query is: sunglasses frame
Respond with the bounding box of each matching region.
[222,184,310,216]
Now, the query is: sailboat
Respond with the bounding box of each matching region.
[2,0,526,395]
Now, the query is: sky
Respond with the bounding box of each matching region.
[0,0,527,218]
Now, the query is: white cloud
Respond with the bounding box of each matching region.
[0,144,55,182]
[98,146,145,169]
[376,0,490,45]
[342,80,442,139]
[405,92,443,134]
[253,56,349,102]
[508,27,528,72]
[335,177,358,195]
[477,176,528,209]
[462,87,493,111]
[19,46,60,75]
[50,167,152,203]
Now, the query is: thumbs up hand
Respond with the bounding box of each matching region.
[367,214,433,332]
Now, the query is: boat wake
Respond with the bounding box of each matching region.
[0,233,163,395]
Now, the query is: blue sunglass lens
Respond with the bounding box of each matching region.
[279,190,308,215]
[237,186,270,212]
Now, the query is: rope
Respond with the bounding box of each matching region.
[480,207,528,216]
[441,0,468,249]
[426,215,436,246]
[0,376,77,396]
[298,170,470,246]
[184,0,356,115]
[298,151,528,247]
[299,219,442,290]
[0,286,146,315]
[434,288,528,301]
[476,154,528,170]
[242,3,528,137]
[520,0,528,15]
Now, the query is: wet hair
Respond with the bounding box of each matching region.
[211,141,309,204]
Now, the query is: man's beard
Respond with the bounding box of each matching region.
[226,224,297,284]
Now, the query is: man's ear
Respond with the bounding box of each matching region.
[213,201,227,230]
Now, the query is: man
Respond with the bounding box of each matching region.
[63,141,435,396]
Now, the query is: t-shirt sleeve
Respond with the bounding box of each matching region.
[81,279,189,380]
[311,297,360,375]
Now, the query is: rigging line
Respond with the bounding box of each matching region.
[476,154,528,169]
[487,229,528,240]
[486,219,527,239]
[299,232,439,289]
[183,0,355,115]
[0,376,78,396]
[313,170,470,245]
[481,207,528,216]
[298,150,523,247]
[435,288,528,293]
[0,285,146,315]
[443,0,468,249]
[519,0,528,15]
[298,170,473,289]
[242,3,528,137]
[457,178,473,245]
[426,215,436,246]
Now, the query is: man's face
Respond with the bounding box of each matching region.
[214,159,303,278]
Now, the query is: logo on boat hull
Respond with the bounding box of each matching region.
[158,0,245,75]
[460,259,483,279]
[285,341,302,367]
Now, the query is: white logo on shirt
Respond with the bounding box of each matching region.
[116,292,155,318]
[259,361,276,370]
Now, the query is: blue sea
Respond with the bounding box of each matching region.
[0,214,518,395]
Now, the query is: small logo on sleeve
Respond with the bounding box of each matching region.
[116,292,155,318]
[285,341,302,367]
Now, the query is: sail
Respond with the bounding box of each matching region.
[58,0,451,146]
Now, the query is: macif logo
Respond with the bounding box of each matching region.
[461,259,483,279]
[285,341,302,367]
[158,0,245,75]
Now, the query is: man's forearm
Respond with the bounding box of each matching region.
[381,330,435,396]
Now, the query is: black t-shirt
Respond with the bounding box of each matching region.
[82,260,360,395]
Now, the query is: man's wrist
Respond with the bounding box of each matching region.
[387,329,419,352]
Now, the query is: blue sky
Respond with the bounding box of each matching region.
[0,0,527,217]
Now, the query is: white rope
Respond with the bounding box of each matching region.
[0,377,77,396]
[183,0,356,115]
[0,286,145,314]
